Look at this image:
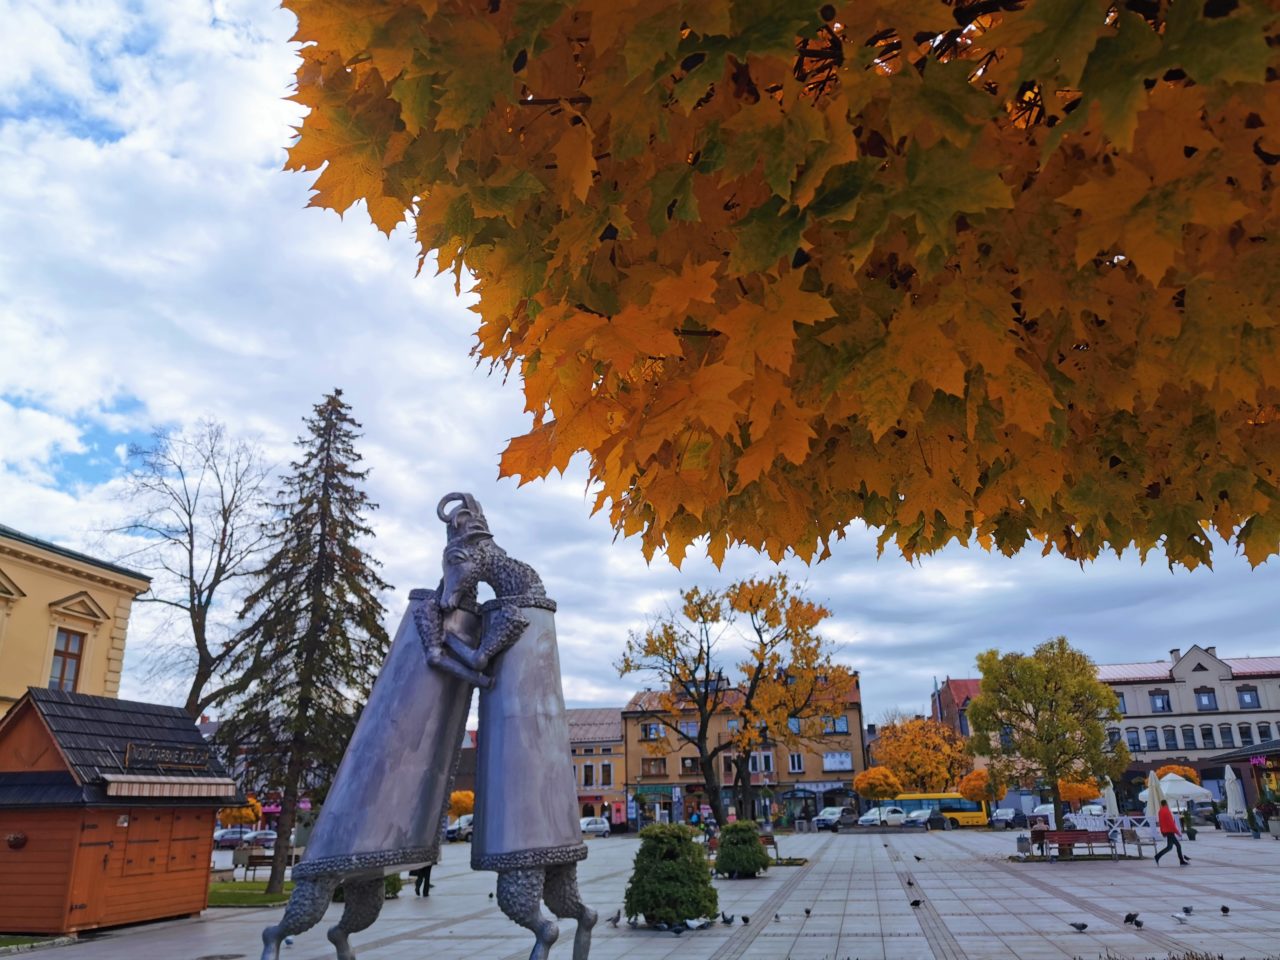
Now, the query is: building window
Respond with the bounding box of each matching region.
[1107,728,1121,747]
[583,764,594,787]
[583,747,595,755]
[681,756,699,775]
[748,752,774,774]
[787,718,801,734]
[1200,725,1216,749]
[48,629,84,692]
[1126,728,1140,751]
[1258,722,1273,742]
[1239,724,1255,747]
[677,720,698,738]
[640,722,664,741]
[722,755,734,776]
[1195,689,1218,711]
[821,715,849,734]
[823,751,853,772]
[1116,692,1127,714]
[1219,724,1235,748]
[726,718,740,733]
[788,752,804,774]
[601,763,612,786]
[1144,727,1159,751]
[641,758,666,777]
[1181,725,1197,750]
[958,709,969,736]
[602,746,613,754]
[1163,727,1178,750]
[1237,687,1261,709]
[1149,691,1172,713]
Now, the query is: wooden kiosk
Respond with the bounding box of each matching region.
[0,687,239,934]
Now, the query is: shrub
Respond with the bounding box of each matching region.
[623,824,717,926]
[714,821,771,879]
[333,874,403,902]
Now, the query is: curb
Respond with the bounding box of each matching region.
[0,938,76,956]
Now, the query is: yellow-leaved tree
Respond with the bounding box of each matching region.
[1057,778,1103,807]
[280,0,1280,570]
[854,766,903,803]
[218,795,262,827]
[449,790,475,818]
[873,718,970,793]
[618,574,856,826]
[1154,764,1200,785]
[957,768,1005,811]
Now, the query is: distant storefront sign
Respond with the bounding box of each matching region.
[125,742,210,770]
[636,784,673,797]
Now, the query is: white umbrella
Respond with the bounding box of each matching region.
[1225,765,1248,817]
[1102,776,1120,817]
[1143,770,1166,839]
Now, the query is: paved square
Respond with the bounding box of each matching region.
[49,829,1280,960]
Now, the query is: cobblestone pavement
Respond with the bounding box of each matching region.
[40,828,1280,960]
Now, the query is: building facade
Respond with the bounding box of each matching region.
[0,524,150,716]
[621,676,865,826]
[567,708,626,826]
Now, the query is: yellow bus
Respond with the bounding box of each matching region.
[896,792,989,828]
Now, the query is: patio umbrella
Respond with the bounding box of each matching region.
[1102,776,1120,817]
[1143,770,1165,839]
[1225,765,1248,817]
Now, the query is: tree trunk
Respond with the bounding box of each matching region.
[266,745,305,894]
[699,756,726,826]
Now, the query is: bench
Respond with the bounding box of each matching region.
[1120,828,1158,858]
[759,834,779,861]
[245,850,303,880]
[1039,830,1116,860]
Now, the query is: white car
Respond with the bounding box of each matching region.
[858,806,906,826]
[1078,803,1104,816]
[580,816,611,838]
[812,806,849,831]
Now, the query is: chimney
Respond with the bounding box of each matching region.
[1205,646,1217,657]
[1169,648,1181,663]
[200,714,210,724]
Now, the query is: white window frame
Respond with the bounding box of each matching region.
[788,752,804,774]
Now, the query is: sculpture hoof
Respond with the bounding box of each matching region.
[260,926,283,960]
[530,919,559,960]
[327,925,355,960]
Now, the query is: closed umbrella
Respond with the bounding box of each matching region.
[1102,776,1120,817]
[1144,770,1165,840]
[1225,765,1248,818]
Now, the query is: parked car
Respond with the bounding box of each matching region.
[858,806,907,826]
[812,806,851,830]
[213,826,255,849]
[447,814,474,842]
[903,809,946,830]
[240,829,278,848]
[580,817,611,838]
[988,808,1028,830]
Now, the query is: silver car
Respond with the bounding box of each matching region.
[580,816,611,838]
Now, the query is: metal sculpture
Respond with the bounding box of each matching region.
[257,493,592,960]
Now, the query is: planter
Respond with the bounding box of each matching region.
[1268,819,1280,836]
[1185,828,1197,841]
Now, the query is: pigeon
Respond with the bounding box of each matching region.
[695,919,713,930]
[671,923,686,937]
[1221,905,1230,915]
[488,892,495,899]
[906,879,914,887]
[1069,922,1088,932]
[742,915,750,925]
[910,900,922,908]
[1123,912,1139,925]
[284,938,294,947]
[1171,914,1188,925]
[913,855,924,862]
[804,908,812,917]
[720,913,734,925]
[1134,920,1144,929]
[1183,906,1193,915]
[654,921,670,931]
[627,917,640,929]
[774,913,781,922]
[608,909,621,927]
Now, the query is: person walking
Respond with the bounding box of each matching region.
[412,864,433,896]
[1154,800,1190,866]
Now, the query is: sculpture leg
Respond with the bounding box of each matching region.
[260,877,338,960]
[327,877,385,960]
[544,864,596,960]
[498,868,559,960]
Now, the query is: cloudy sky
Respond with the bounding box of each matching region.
[1,0,1276,725]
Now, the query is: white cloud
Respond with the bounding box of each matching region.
[1,0,1278,721]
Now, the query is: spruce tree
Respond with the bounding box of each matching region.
[221,389,391,893]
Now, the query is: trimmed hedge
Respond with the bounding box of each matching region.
[624,824,717,926]
[714,821,771,878]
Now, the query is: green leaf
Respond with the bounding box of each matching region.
[894,143,1012,251]
[729,197,805,273]
[1073,11,1162,150]
[1159,0,1271,85]
[1017,0,1110,88]
[647,165,700,236]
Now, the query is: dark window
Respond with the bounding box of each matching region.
[1163,727,1178,750]
[583,747,595,755]
[601,763,612,786]
[938,798,982,813]
[1107,728,1121,747]
[1200,725,1216,749]
[1238,688,1261,709]
[677,720,698,738]
[680,756,699,774]
[1149,691,1172,713]
[1126,728,1140,751]
[722,755,734,775]
[583,764,594,787]
[601,747,612,754]
[1181,725,1197,750]
[1116,693,1127,714]
[1258,722,1273,742]
[958,709,970,736]
[1195,689,1218,711]
[1144,727,1159,750]
[1219,725,1235,748]
[641,757,666,777]
[48,629,83,692]
[1239,724,1255,747]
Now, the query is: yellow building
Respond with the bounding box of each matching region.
[0,524,150,715]
[622,675,866,826]
[567,708,627,827]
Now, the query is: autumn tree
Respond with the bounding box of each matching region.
[449,790,475,818]
[218,795,262,828]
[957,768,1005,810]
[1057,778,1102,808]
[873,717,970,792]
[968,637,1128,822]
[854,766,902,803]
[113,421,272,717]
[219,390,391,894]
[281,0,1280,570]
[618,575,855,825]
[1155,764,1200,785]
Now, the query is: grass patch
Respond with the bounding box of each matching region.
[208,880,296,907]
[0,937,50,948]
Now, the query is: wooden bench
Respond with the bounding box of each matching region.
[1120,828,1158,858]
[1039,830,1116,859]
[759,834,779,861]
[245,850,303,880]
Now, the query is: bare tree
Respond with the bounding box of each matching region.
[114,420,272,717]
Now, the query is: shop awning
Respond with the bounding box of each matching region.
[102,774,238,798]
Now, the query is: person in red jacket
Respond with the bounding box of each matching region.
[1154,800,1190,866]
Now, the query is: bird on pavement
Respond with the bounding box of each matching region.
[742,915,750,925]
[627,918,640,929]
[774,913,781,922]
[804,908,811,917]
[1221,905,1230,915]
[1134,920,1144,929]
[1183,906,1194,915]
[910,900,922,908]
[721,913,734,925]
[1171,914,1188,925]
[1123,912,1139,925]
[695,919,713,930]
[906,879,914,887]
[284,938,294,947]
[913,855,924,861]
[488,892,494,899]
[671,923,687,936]
[654,922,670,932]
[1069,922,1088,932]
[607,909,621,927]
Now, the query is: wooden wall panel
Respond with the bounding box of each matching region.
[0,809,78,933]
[0,705,67,773]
